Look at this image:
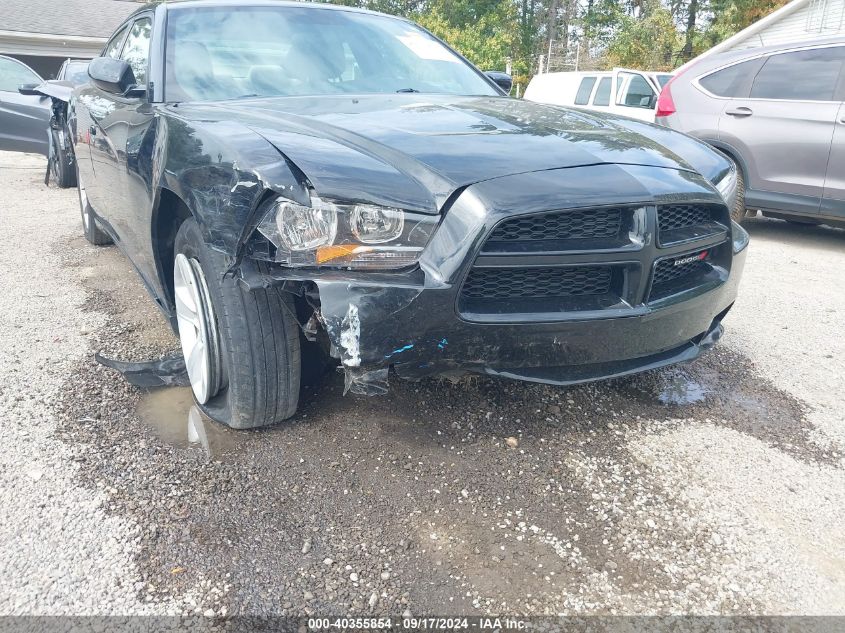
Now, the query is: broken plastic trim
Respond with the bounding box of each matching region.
[95,350,190,389]
[341,366,390,396]
[311,280,423,395]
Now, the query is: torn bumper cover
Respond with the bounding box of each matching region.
[237,165,748,395]
[240,260,742,395]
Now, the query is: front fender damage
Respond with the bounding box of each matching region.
[154,115,309,260]
[315,282,423,396]
[236,260,427,396]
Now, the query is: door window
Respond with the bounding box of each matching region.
[120,18,153,85]
[750,47,845,101]
[656,74,673,89]
[103,24,131,59]
[620,73,655,108]
[574,77,597,105]
[699,59,760,97]
[592,77,612,106]
[0,57,41,92]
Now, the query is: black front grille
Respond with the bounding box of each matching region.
[653,258,708,286]
[486,207,624,244]
[461,202,728,319]
[658,204,712,232]
[461,266,613,301]
[649,251,712,301]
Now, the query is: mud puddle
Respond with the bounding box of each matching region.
[624,368,710,407]
[136,387,242,457]
[654,375,709,406]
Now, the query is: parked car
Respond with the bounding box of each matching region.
[37,59,91,187]
[1,56,91,184]
[655,37,845,226]
[19,80,78,187]
[57,59,92,86]
[524,69,674,121]
[70,0,747,429]
[0,54,49,154]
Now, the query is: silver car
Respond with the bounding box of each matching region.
[655,37,845,226]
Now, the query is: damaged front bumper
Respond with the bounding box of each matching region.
[239,256,742,395]
[237,164,748,396]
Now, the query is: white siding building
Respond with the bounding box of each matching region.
[681,0,845,70]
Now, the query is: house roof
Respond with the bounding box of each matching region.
[2,0,140,39]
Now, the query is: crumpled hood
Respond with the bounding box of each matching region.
[32,80,74,102]
[178,94,726,213]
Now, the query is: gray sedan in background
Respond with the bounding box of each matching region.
[0,56,90,157]
[655,37,845,227]
[0,54,49,155]
[1,57,91,186]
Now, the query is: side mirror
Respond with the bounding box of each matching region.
[18,83,43,97]
[88,57,141,96]
[485,71,513,95]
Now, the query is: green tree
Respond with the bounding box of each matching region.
[416,0,519,73]
[606,0,681,70]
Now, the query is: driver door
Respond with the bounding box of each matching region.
[75,22,131,218]
[89,15,155,257]
[718,46,844,216]
[611,69,660,122]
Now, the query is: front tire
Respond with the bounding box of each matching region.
[51,127,76,188]
[174,219,301,429]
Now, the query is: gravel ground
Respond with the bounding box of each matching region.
[0,151,843,616]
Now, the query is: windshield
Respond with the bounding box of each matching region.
[0,56,40,91]
[164,6,498,102]
[63,61,90,86]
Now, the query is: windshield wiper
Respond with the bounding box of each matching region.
[396,88,420,93]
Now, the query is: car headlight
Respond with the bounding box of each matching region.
[255,194,439,269]
[714,163,738,210]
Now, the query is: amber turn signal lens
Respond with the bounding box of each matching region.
[315,244,373,265]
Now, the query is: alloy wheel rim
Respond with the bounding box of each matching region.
[174,253,222,404]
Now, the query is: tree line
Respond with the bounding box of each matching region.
[323,0,788,88]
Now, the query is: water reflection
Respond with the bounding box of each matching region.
[136,387,240,456]
[625,370,710,407]
[186,405,209,452]
[656,376,709,406]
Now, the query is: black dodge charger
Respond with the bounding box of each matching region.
[70,0,748,428]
